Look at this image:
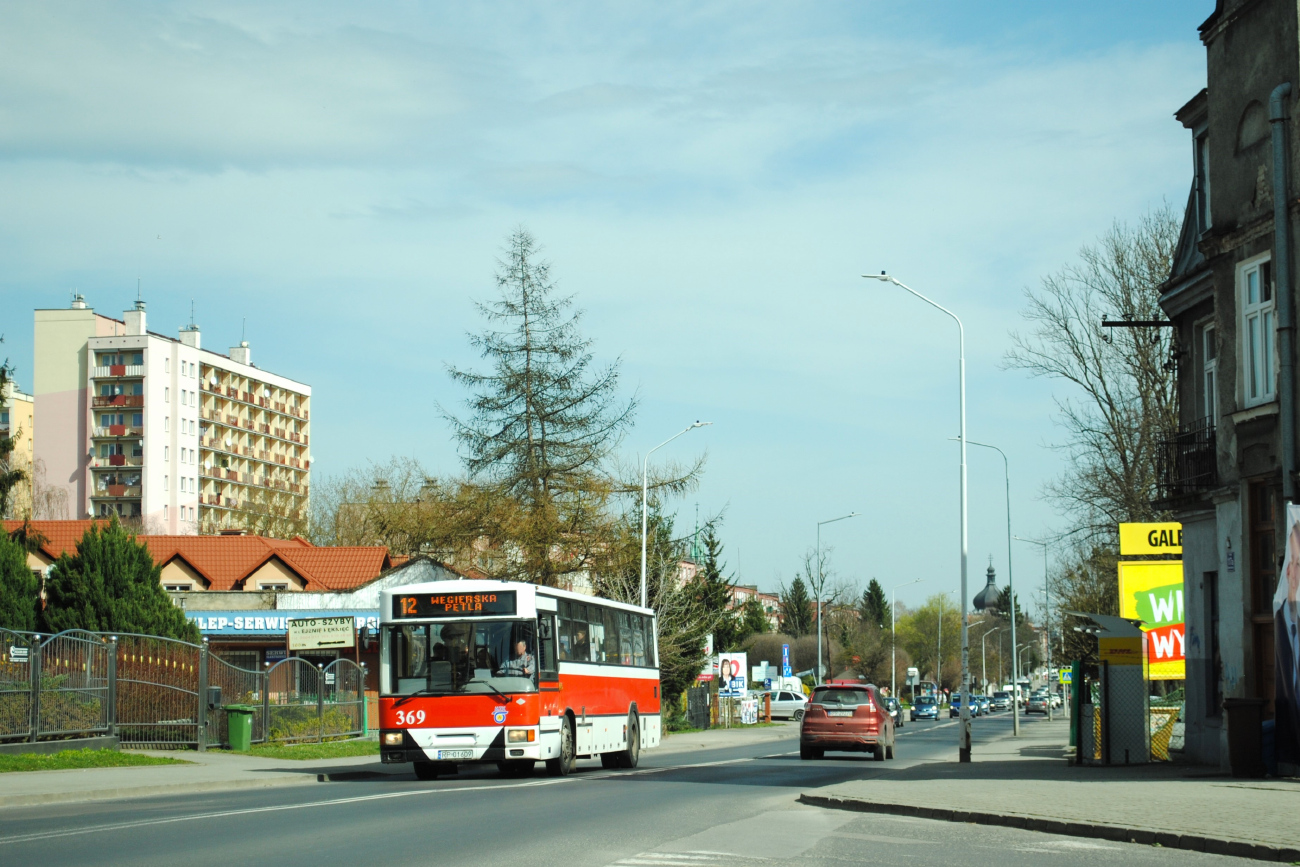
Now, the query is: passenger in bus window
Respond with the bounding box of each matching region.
[590,621,606,662]
[558,618,573,660]
[574,625,590,661]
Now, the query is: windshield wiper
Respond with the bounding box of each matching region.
[466,678,511,703]
[393,687,440,709]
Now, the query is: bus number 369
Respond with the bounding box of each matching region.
[395,709,426,726]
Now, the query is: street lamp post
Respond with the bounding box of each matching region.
[867,272,972,762]
[816,512,859,684]
[980,626,1001,695]
[891,577,923,696]
[641,421,712,607]
[1016,536,1052,721]
[962,438,1019,736]
[937,589,954,698]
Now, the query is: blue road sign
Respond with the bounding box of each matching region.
[782,644,791,677]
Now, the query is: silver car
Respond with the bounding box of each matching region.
[770,689,809,721]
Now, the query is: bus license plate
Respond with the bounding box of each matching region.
[436,749,474,760]
[828,711,853,717]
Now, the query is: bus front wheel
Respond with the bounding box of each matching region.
[615,713,640,769]
[547,717,575,776]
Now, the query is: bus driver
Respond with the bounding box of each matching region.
[498,640,536,680]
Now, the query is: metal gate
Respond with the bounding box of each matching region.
[686,685,711,730]
[206,653,266,748]
[265,657,322,743]
[322,660,365,739]
[37,630,112,739]
[115,633,201,746]
[0,629,34,742]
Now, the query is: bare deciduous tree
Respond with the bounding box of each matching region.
[1005,206,1181,542]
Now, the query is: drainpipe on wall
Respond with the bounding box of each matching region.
[1271,82,1296,503]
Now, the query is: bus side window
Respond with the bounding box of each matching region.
[632,614,646,666]
[538,615,558,678]
[589,615,606,663]
[647,617,657,668]
[617,612,633,665]
[603,608,619,665]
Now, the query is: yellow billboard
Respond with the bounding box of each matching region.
[1119,522,1182,556]
[1117,560,1184,680]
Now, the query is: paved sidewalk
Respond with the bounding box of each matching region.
[0,721,797,809]
[800,718,1300,863]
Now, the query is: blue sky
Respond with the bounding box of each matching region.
[0,2,1211,613]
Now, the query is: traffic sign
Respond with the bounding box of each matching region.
[1058,669,1073,684]
[781,644,791,677]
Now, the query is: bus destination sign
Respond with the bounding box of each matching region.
[393,591,517,619]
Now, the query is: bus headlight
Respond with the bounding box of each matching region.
[382,732,404,747]
[507,729,535,743]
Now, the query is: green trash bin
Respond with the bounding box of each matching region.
[224,705,256,752]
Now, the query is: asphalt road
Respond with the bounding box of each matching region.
[0,711,1255,866]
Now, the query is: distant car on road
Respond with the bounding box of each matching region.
[911,696,939,721]
[976,694,991,715]
[991,691,1012,711]
[770,689,809,721]
[949,694,977,718]
[800,684,896,761]
[1025,694,1050,714]
[883,696,904,729]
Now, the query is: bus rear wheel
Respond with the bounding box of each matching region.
[615,713,640,769]
[546,717,575,776]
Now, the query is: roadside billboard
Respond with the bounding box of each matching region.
[718,651,748,697]
[1117,560,1184,679]
[287,616,355,651]
[1274,504,1300,767]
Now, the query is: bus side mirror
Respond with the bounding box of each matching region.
[539,618,553,640]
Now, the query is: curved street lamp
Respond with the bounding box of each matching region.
[815,512,858,684]
[640,421,712,607]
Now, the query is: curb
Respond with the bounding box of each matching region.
[797,794,1300,864]
[0,775,317,810]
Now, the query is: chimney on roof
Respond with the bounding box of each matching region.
[124,299,146,336]
[229,341,251,366]
[71,293,86,309]
[180,323,200,349]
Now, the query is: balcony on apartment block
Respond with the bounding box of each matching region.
[91,454,143,468]
[91,484,143,499]
[92,426,143,438]
[92,394,144,408]
[92,365,145,379]
[1155,417,1217,506]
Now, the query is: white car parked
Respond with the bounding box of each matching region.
[770,689,809,721]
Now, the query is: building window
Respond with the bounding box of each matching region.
[1241,257,1275,407]
[164,446,169,461]
[164,505,169,520]
[166,358,171,374]
[165,387,170,403]
[164,416,169,433]
[164,475,168,491]
[164,584,192,592]
[260,583,289,591]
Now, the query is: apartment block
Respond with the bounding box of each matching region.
[1,379,34,518]
[34,296,311,534]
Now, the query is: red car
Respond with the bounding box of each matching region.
[799,684,896,761]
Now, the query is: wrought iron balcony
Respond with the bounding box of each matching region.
[1156,417,1217,503]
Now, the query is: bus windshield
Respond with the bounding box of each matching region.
[386,620,537,696]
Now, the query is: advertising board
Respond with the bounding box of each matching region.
[287,616,355,651]
[718,652,748,697]
[1274,504,1300,767]
[1117,560,1184,679]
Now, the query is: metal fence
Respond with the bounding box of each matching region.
[0,629,367,750]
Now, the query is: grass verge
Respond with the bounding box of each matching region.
[225,740,379,761]
[0,749,191,774]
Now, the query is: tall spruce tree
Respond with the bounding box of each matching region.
[446,228,636,586]
[0,530,38,631]
[694,525,741,650]
[739,595,769,637]
[779,576,814,637]
[860,578,889,629]
[41,519,199,641]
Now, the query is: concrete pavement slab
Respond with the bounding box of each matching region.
[800,717,1300,863]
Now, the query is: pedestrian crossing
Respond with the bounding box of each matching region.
[610,850,769,866]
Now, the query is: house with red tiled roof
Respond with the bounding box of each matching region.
[3,520,390,594]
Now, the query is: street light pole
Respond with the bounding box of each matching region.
[816,512,859,684]
[891,577,923,696]
[867,272,971,762]
[1016,536,1052,721]
[937,589,954,699]
[962,438,1019,736]
[980,626,1001,695]
[641,421,712,607]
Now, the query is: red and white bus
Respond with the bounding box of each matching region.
[378,579,661,779]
